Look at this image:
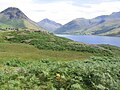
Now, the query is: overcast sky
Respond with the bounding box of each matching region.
[0,0,120,24]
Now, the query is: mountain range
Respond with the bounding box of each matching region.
[54,12,120,36]
[37,18,62,32]
[0,7,44,31]
[0,7,120,36]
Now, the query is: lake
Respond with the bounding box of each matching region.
[56,34,120,47]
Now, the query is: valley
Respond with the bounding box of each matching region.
[0,29,119,90]
[0,7,120,90]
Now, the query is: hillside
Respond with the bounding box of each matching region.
[0,29,119,61]
[54,18,90,34]
[0,30,120,90]
[0,7,120,90]
[55,12,120,36]
[38,18,62,32]
[0,7,44,31]
[0,30,119,57]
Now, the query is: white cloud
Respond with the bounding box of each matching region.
[80,1,120,18]
[0,0,120,24]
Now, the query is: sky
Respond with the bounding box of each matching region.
[0,0,120,24]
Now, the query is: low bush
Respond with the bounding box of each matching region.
[0,57,120,90]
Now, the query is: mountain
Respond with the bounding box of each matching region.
[55,12,120,36]
[54,18,91,34]
[38,18,62,32]
[0,7,43,30]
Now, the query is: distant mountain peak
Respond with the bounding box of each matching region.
[43,18,50,21]
[1,7,19,11]
[38,18,62,32]
[41,18,54,23]
[111,11,120,16]
[55,11,120,36]
[75,18,86,20]
[40,18,62,25]
[111,11,120,14]
[1,7,28,19]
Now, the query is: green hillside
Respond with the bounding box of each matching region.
[0,23,13,30]
[0,43,93,61]
[0,30,119,61]
[0,30,119,60]
[1,30,118,56]
[0,7,43,31]
[0,30,119,90]
[0,7,120,90]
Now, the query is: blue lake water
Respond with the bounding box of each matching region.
[55,34,120,47]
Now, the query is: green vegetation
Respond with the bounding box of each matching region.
[0,17,25,28]
[0,30,119,90]
[0,43,91,61]
[2,30,118,57]
[0,30,119,61]
[0,7,120,90]
[0,18,41,30]
[0,23,12,30]
[0,57,120,90]
[98,44,120,56]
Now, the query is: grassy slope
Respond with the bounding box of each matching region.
[0,14,25,28]
[0,23,12,29]
[0,30,93,61]
[0,30,119,62]
[0,43,91,61]
[84,20,120,36]
[100,28,120,36]
[0,31,119,90]
[0,14,42,30]
[23,19,43,30]
[2,31,117,56]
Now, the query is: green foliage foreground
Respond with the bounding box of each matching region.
[0,30,119,90]
[0,57,120,90]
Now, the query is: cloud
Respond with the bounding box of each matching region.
[30,1,120,24]
[33,10,47,12]
[32,0,120,4]
[0,0,120,24]
[32,0,71,4]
